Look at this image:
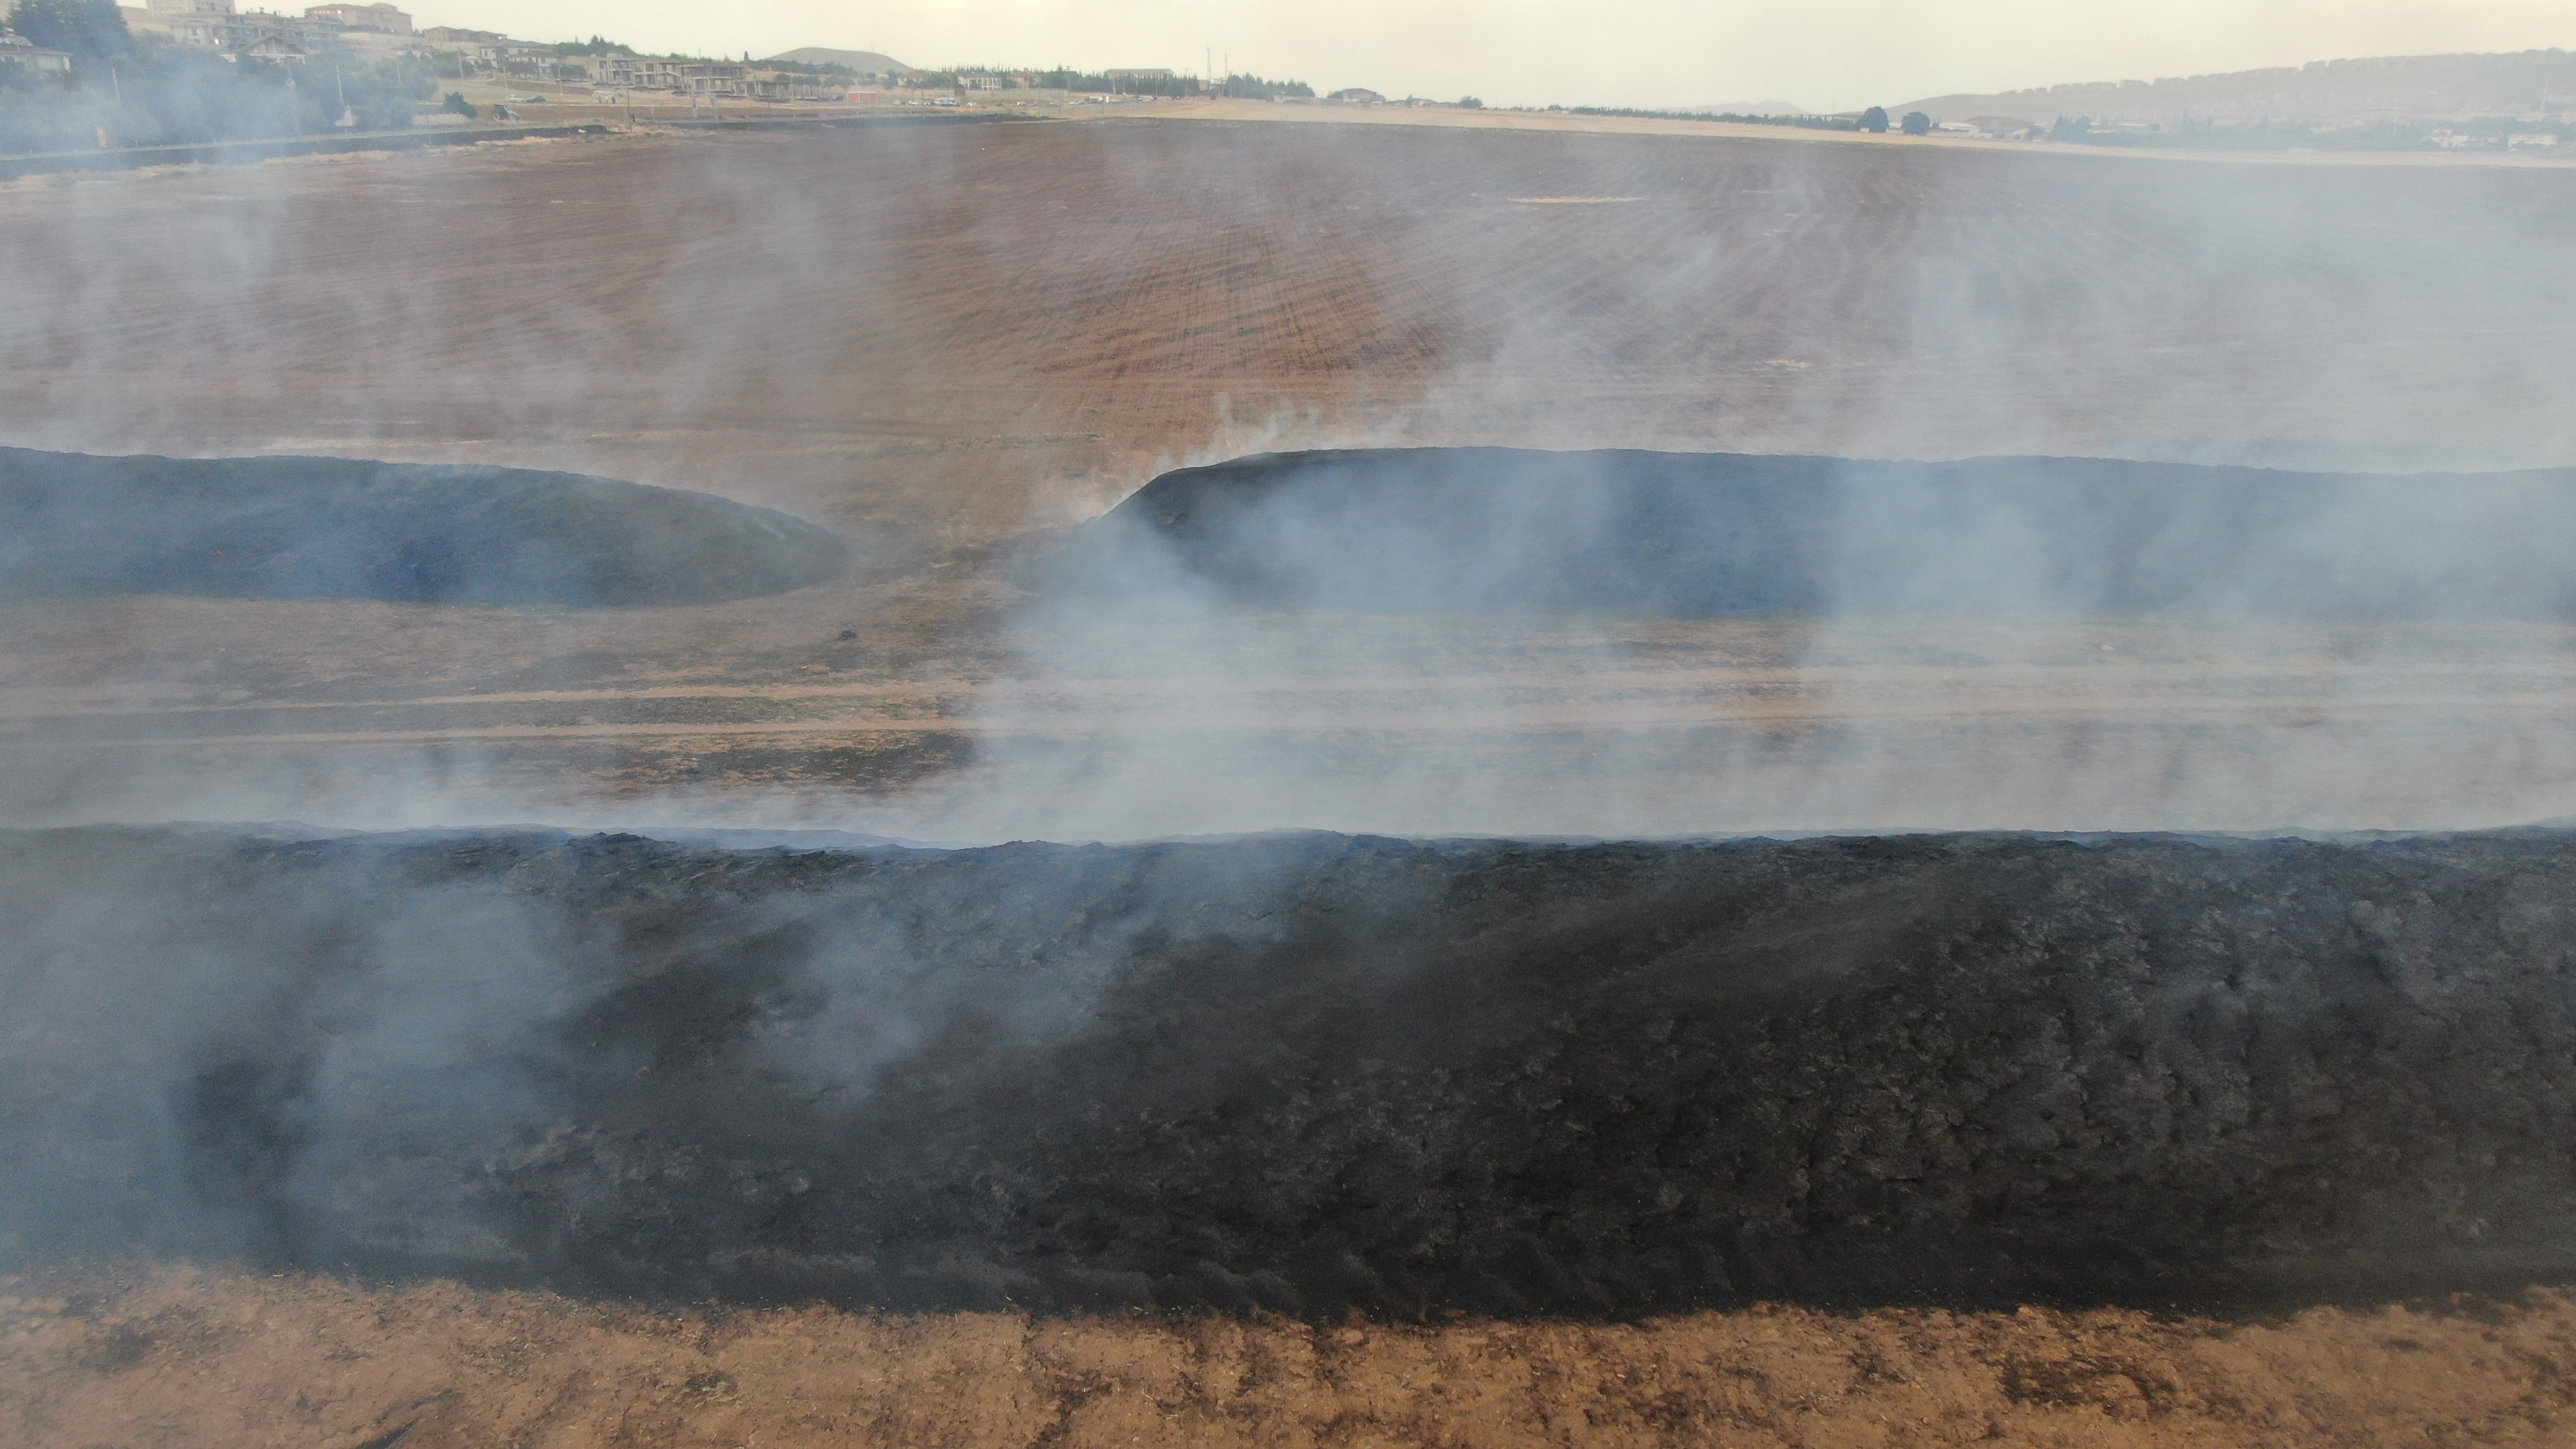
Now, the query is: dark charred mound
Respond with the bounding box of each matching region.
[7,826,2576,1319]
[1057,448,2576,617]
[0,448,849,605]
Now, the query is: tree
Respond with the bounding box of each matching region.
[6,0,128,59]
[1458,95,1482,109]
[1860,106,1888,133]
[1901,109,1931,135]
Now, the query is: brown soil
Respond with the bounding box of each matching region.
[6,1267,2575,1448]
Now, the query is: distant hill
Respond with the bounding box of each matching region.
[768,47,913,76]
[1895,49,2576,125]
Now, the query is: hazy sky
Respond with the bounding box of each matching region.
[435,1,2575,110]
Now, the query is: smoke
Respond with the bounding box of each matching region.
[831,447,2576,843]
[8,118,2576,1318]
[807,131,2576,844]
[1,120,2575,841]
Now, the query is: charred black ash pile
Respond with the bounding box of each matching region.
[5,824,2575,1318]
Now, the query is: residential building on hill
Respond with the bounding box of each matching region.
[305,3,409,35]
[0,30,74,71]
[600,58,749,96]
[473,37,554,63]
[156,1,362,60]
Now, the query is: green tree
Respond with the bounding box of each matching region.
[1900,109,1931,135]
[6,0,129,59]
[1860,105,1887,133]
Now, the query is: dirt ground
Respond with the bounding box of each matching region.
[6,1267,2576,1448]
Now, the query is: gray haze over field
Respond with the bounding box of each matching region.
[0,122,2571,840]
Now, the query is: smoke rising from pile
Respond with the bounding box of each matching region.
[0,122,2574,840]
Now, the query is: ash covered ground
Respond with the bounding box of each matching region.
[10,823,2576,1319]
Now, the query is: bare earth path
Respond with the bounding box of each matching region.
[9,1268,2576,1448]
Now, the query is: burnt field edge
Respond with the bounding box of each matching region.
[6,822,2576,1321]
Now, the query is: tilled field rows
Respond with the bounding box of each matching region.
[5,120,2573,512]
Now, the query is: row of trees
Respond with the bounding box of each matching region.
[916,68,1313,98]
[1557,105,1913,136]
[1573,106,1874,132]
[1214,73,1313,100]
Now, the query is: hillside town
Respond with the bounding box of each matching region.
[7,1,1314,106]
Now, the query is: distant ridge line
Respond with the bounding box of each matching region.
[1895,47,2576,124]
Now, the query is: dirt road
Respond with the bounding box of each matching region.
[10,1268,2576,1448]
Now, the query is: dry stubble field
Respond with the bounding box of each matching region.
[9,113,2576,1443]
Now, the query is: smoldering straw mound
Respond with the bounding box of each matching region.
[0,448,848,606]
[8,825,2576,1318]
[1058,448,2576,617]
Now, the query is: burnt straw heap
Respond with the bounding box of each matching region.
[0,448,848,606]
[6,824,2576,1318]
[1058,448,2576,617]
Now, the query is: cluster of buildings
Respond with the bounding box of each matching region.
[588,59,851,102]
[8,5,1350,115]
[119,2,620,81]
[135,0,418,62]
[100,2,860,100]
